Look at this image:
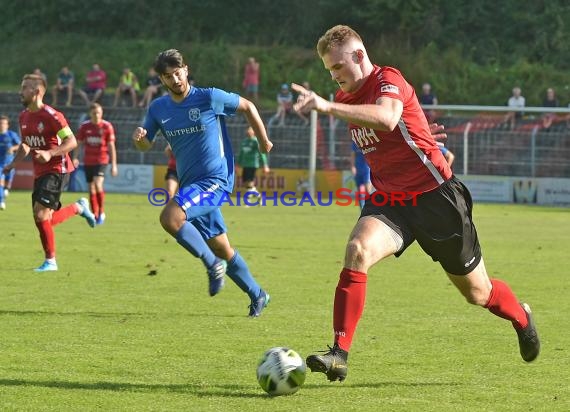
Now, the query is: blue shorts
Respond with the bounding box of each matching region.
[174,181,228,239]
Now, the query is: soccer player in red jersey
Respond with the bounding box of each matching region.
[2,74,96,272]
[292,25,539,381]
[164,144,178,200]
[73,103,118,225]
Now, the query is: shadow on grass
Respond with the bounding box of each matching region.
[303,381,460,390]
[0,379,266,398]
[0,378,459,398]
[0,310,241,319]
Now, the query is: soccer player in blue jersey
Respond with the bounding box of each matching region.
[0,115,21,210]
[132,49,273,317]
[350,141,371,210]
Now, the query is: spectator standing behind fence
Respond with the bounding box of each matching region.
[541,87,558,130]
[51,67,75,107]
[419,82,438,122]
[113,67,140,107]
[78,64,107,106]
[504,87,525,130]
[242,57,260,104]
[138,67,163,108]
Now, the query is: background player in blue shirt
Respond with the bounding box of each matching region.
[350,142,372,210]
[439,145,455,169]
[0,115,21,210]
[132,49,273,317]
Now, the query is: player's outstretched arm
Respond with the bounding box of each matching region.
[291,82,402,132]
[237,97,273,154]
[3,142,30,173]
[132,127,153,152]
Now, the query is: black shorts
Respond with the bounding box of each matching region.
[32,173,69,210]
[242,167,257,183]
[361,176,482,275]
[84,164,107,183]
[165,168,178,181]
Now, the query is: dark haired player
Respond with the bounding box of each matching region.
[132,49,273,317]
[3,74,96,272]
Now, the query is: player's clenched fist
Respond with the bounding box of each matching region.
[132,126,147,142]
[132,127,152,151]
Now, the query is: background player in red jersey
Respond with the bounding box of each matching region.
[292,25,539,382]
[73,102,118,225]
[164,144,178,200]
[3,74,96,272]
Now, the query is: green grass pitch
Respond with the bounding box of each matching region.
[0,191,569,411]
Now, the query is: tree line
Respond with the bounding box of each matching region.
[1,0,569,105]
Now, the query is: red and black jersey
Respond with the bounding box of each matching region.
[336,65,451,196]
[77,119,115,165]
[167,152,177,170]
[19,105,75,178]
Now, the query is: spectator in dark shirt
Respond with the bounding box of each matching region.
[419,82,438,122]
[542,87,558,130]
[138,67,163,108]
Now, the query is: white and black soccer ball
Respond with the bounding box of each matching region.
[256,347,306,396]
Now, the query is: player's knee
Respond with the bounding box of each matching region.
[345,238,369,265]
[159,210,181,236]
[211,244,233,260]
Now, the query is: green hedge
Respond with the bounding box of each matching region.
[1,36,569,109]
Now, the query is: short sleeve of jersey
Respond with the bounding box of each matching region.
[143,107,160,143]
[351,141,360,153]
[77,123,87,142]
[105,121,116,143]
[377,68,407,103]
[46,108,71,139]
[10,130,21,145]
[210,88,239,116]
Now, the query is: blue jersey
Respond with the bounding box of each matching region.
[0,130,21,166]
[144,87,239,192]
[351,142,370,179]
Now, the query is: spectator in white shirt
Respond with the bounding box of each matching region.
[504,87,525,130]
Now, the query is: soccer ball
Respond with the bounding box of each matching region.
[256,347,306,396]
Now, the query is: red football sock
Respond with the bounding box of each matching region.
[35,220,55,259]
[333,268,368,351]
[96,190,105,215]
[51,204,79,226]
[484,279,528,329]
[90,192,99,219]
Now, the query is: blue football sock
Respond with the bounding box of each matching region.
[226,250,261,299]
[0,184,4,203]
[175,222,217,268]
